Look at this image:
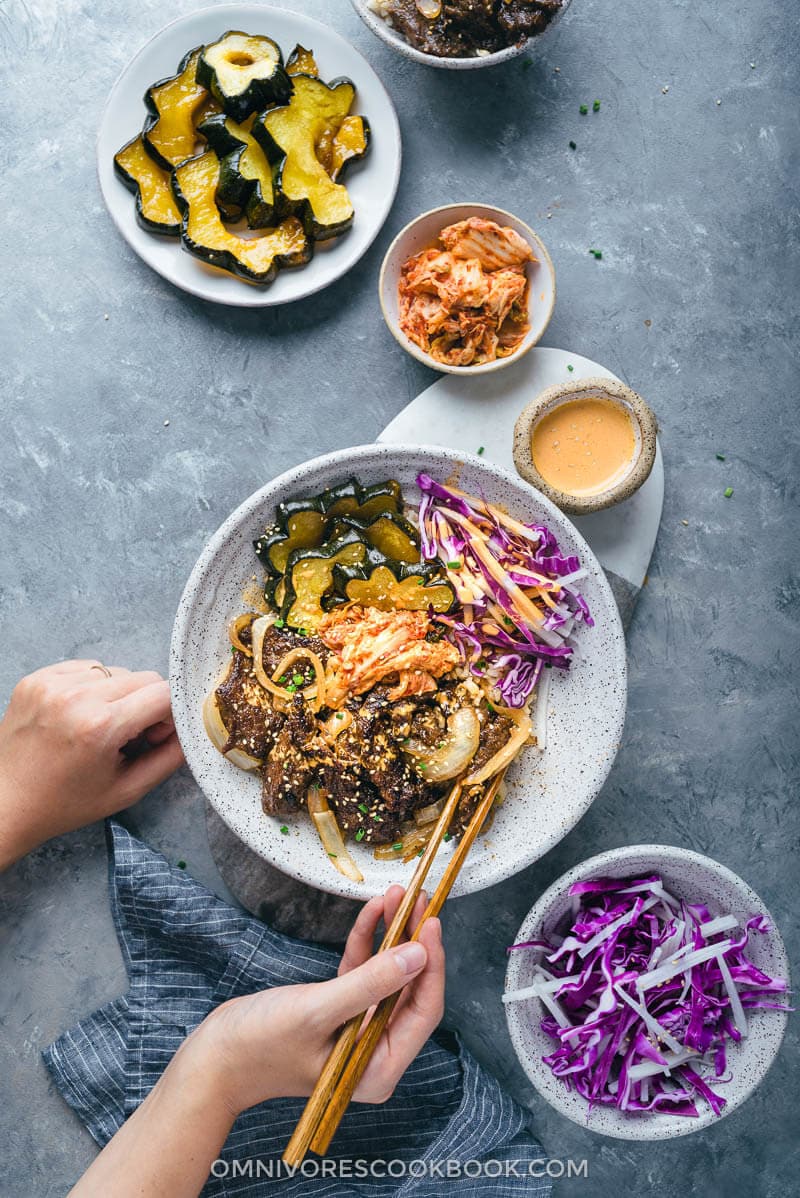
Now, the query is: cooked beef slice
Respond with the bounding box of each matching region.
[386,0,561,57]
[216,650,285,760]
[261,697,324,815]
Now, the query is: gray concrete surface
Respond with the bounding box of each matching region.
[1,0,798,1195]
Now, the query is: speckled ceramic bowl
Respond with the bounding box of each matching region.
[513,377,658,515]
[505,845,791,1140]
[379,204,556,376]
[350,0,572,70]
[170,444,626,900]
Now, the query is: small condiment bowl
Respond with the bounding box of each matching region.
[512,376,657,515]
[505,844,790,1141]
[350,0,572,70]
[379,202,556,376]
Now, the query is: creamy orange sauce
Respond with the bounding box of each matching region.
[532,397,637,497]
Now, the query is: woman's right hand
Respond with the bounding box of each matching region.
[189,884,445,1116]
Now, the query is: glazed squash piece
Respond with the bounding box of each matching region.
[336,563,456,614]
[172,152,311,285]
[143,47,211,170]
[316,115,371,181]
[254,76,362,240]
[254,503,328,575]
[114,134,182,236]
[286,44,319,77]
[197,31,291,122]
[282,535,369,630]
[198,112,277,227]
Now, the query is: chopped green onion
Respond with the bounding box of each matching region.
[286,683,297,693]
[392,842,403,852]
[177,859,187,869]
[567,364,574,372]
[355,828,365,842]
[589,249,603,259]
[724,487,734,498]
[447,560,462,569]
[358,803,368,814]
[418,763,427,772]
[443,833,452,843]
[569,140,577,149]
[274,618,285,628]
[477,446,485,455]
[579,104,588,114]
[335,711,344,719]
[716,453,726,461]
[593,99,601,112]
[328,852,337,858]
[292,673,304,685]
[279,825,289,835]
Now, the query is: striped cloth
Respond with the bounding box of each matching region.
[43,822,551,1197]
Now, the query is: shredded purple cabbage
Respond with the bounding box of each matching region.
[415,473,592,709]
[505,874,791,1119]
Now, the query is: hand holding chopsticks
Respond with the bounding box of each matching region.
[283,771,505,1164]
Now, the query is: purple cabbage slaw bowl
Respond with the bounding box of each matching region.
[504,844,791,1140]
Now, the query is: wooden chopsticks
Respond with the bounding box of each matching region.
[282,770,504,1165]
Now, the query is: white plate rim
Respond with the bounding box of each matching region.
[169,442,627,899]
[96,3,402,307]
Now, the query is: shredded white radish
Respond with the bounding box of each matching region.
[700,914,739,938]
[532,667,552,752]
[614,984,684,1055]
[636,940,733,992]
[502,973,582,1004]
[718,953,748,1038]
[627,1049,698,1083]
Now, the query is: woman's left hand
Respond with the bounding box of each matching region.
[0,660,184,868]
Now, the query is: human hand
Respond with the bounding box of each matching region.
[0,660,184,869]
[191,884,445,1116]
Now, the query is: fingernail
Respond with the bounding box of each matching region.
[394,942,427,974]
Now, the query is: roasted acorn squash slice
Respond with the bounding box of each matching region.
[197,31,291,122]
[335,563,456,614]
[316,115,371,181]
[286,44,319,77]
[254,76,361,240]
[335,511,420,564]
[172,152,311,285]
[282,534,368,631]
[114,134,181,236]
[143,47,211,170]
[198,112,277,227]
[254,504,328,575]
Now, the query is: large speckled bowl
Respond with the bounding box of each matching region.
[505,845,791,1139]
[170,445,626,900]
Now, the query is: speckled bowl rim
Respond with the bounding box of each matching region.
[350,0,572,70]
[512,377,658,515]
[379,203,556,376]
[169,443,626,900]
[505,844,791,1140]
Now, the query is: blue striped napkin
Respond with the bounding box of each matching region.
[43,822,551,1196]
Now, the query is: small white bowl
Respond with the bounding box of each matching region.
[504,845,790,1140]
[351,0,572,70]
[379,203,556,376]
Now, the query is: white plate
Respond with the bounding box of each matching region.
[379,346,664,593]
[170,444,627,900]
[97,4,401,307]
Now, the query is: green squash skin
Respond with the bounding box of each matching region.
[198,112,280,228]
[196,31,292,123]
[113,137,181,237]
[141,45,205,172]
[252,75,363,241]
[170,156,312,286]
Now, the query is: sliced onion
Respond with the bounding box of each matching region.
[202,686,262,771]
[321,709,353,741]
[403,706,480,782]
[414,799,444,826]
[228,612,257,656]
[465,708,532,786]
[312,810,364,883]
[251,616,326,712]
[416,0,442,17]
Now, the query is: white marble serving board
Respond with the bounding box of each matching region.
[378,346,664,625]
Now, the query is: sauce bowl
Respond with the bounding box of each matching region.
[512,377,657,515]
